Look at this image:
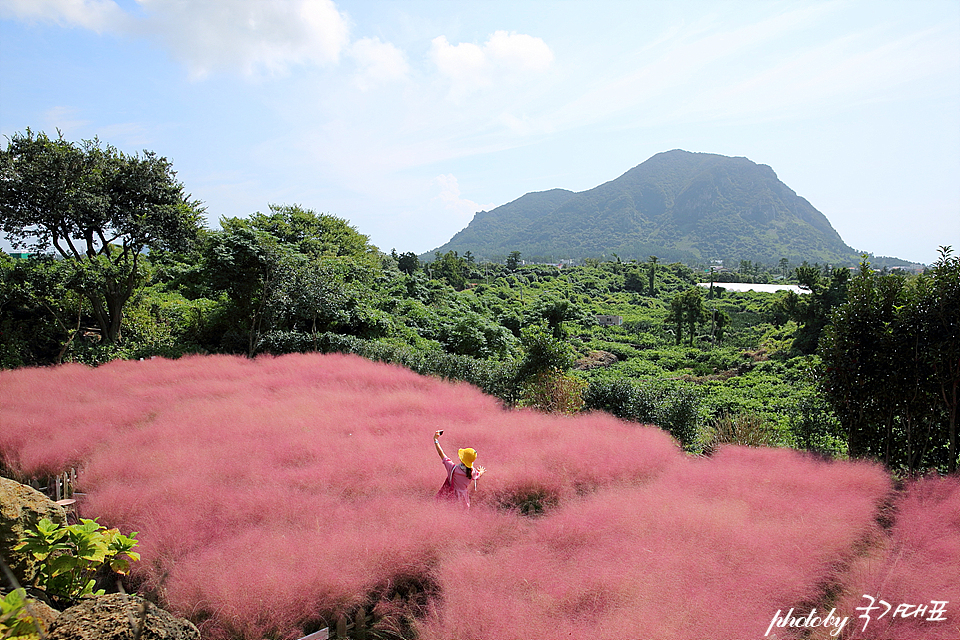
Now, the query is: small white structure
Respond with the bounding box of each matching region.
[595,315,624,326]
[697,282,811,294]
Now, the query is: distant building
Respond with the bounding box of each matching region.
[595,315,623,326]
[696,282,810,294]
[7,252,31,259]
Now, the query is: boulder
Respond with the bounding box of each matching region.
[574,350,618,370]
[47,593,200,640]
[0,476,66,588]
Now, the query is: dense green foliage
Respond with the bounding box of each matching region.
[820,248,960,472]
[2,133,955,474]
[0,130,204,344]
[7,231,953,470]
[14,518,140,607]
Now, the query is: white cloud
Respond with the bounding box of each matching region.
[484,30,554,72]
[134,0,351,77]
[43,106,91,134]
[0,0,131,32]
[350,37,409,91]
[432,174,495,220]
[43,107,151,152]
[431,30,554,99]
[1,0,353,77]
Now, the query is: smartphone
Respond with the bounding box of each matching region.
[438,430,444,435]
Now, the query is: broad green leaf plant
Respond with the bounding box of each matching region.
[14,517,140,605]
[0,588,43,639]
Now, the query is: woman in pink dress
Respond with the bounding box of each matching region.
[434,430,486,507]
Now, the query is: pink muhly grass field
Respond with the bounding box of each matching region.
[421,447,892,640]
[1,353,953,640]
[829,474,960,640]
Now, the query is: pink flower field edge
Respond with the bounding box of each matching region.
[1,353,956,640]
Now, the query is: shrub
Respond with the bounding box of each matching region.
[517,368,586,414]
[702,412,780,453]
[14,518,140,607]
[583,378,702,448]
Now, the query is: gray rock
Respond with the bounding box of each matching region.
[0,476,66,588]
[48,593,200,640]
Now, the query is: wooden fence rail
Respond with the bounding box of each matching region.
[27,467,76,501]
[26,468,80,521]
[299,583,421,640]
[296,606,374,640]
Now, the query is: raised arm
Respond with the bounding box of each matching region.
[434,430,446,459]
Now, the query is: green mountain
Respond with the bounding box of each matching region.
[429,150,862,265]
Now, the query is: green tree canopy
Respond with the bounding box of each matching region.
[0,129,203,343]
[395,251,420,275]
[527,293,584,339]
[245,204,376,259]
[773,263,849,354]
[819,249,960,472]
[670,287,705,345]
[431,251,468,290]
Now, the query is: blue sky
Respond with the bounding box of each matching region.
[1,0,958,265]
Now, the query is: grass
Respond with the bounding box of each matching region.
[1,353,953,639]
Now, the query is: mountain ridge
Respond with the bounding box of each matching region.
[428,150,867,266]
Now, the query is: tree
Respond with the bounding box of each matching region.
[624,268,645,293]
[396,252,420,275]
[438,310,514,359]
[682,287,705,346]
[506,251,522,271]
[819,251,959,472]
[0,254,86,365]
[669,294,685,345]
[819,262,899,461]
[246,204,375,260]
[272,254,354,340]
[648,255,658,295]
[774,263,849,354]
[515,324,584,413]
[0,130,203,343]
[203,222,287,356]
[670,287,705,346]
[918,247,960,471]
[526,294,583,339]
[431,251,467,290]
[711,308,730,345]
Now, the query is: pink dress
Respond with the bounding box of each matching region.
[440,457,473,507]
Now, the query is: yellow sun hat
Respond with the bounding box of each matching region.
[458,448,477,468]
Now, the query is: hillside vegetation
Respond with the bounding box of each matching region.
[430,150,868,265]
[2,201,957,473]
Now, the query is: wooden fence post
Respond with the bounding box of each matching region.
[355,607,367,640]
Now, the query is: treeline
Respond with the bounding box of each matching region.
[1,130,958,473]
[820,252,959,472]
